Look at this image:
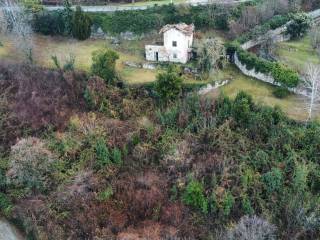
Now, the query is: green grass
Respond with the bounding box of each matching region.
[121,67,157,84]
[220,66,309,120]
[0,34,157,83]
[0,34,313,120]
[274,35,320,73]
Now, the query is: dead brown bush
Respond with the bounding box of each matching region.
[0,62,87,133]
[115,170,168,222]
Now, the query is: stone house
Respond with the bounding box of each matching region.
[145,23,194,64]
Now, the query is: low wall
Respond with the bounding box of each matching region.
[234,53,275,85]
[241,26,290,50]
[198,80,230,95]
[241,9,320,51]
[234,53,308,96]
[234,9,320,97]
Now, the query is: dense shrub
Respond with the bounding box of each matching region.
[0,192,12,216]
[262,168,284,194]
[273,87,290,98]
[154,65,183,104]
[91,48,119,84]
[95,137,111,168]
[32,10,66,35]
[83,76,108,111]
[7,137,57,193]
[157,91,320,238]
[72,6,92,40]
[286,12,311,39]
[111,148,122,165]
[33,1,73,36]
[183,179,208,214]
[232,45,300,89]
[222,191,235,216]
[88,3,256,35]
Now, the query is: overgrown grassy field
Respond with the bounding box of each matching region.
[0,34,157,84]
[274,35,320,73]
[221,66,309,120]
[0,34,313,120]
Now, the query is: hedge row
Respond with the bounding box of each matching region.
[88,2,257,34]
[227,44,300,88]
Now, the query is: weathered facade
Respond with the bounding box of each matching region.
[145,23,194,64]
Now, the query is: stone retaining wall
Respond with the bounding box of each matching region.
[234,53,308,96]
[234,9,320,97]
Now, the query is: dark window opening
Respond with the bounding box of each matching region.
[172,41,177,47]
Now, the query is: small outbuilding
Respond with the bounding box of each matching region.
[145,23,194,64]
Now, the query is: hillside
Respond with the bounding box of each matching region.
[0,0,320,239]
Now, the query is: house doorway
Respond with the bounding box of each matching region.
[155,52,159,61]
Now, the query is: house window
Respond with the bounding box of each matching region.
[172,41,177,47]
[173,53,177,59]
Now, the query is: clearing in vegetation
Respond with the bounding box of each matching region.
[275,34,320,73]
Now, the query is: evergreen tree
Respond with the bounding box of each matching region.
[62,0,73,36]
[72,6,92,40]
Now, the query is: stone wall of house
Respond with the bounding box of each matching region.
[145,45,169,62]
[163,28,192,63]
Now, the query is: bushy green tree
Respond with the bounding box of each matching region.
[72,6,92,40]
[32,11,66,35]
[262,168,284,194]
[111,148,122,165]
[95,138,111,168]
[197,38,226,76]
[233,91,254,126]
[222,191,235,216]
[286,13,311,39]
[62,0,73,36]
[155,66,183,104]
[91,48,119,84]
[183,179,208,214]
[242,195,254,215]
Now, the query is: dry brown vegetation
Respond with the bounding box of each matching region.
[0,61,87,149]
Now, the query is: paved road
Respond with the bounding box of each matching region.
[45,0,252,12]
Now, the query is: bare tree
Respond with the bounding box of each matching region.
[0,0,34,63]
[310,25,320,50]
[196,37,226,77]
[226,215,277,240]
[302,64,320,120]
[289,0,302,11]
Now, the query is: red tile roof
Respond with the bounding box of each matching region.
[159,23,194,36]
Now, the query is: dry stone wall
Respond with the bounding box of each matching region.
[234,9,320,96]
